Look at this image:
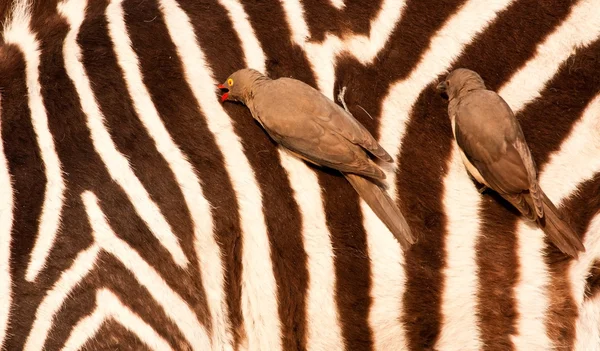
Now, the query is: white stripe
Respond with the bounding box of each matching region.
[0,95,14,348]
[372,1,513,348]
[81,190,210,350]
[157,1,282,349]
[57,0,187,268]
[436,146,482,350]
[24,244,100,351]
[218,0,266,72]
[278,150,344,350]
[499,0,600,112]
[574,294,600,351]
[62,289,175,351]
[280,0,407,97]
[105,1,230,348]
[3,0,66,282]
[329,0,345,10]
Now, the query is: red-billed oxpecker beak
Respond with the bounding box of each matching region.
[217,83,229,103]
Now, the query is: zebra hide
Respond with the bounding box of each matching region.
[0,0,599,350]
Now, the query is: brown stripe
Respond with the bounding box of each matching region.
[397,90,449,351]
[242,0,316,85]
[319,170,373,350]
[179,0,309,349]
[0,44,47,350]
[78,0,212,329]
[301,0,384,42]
[124,0,249,348]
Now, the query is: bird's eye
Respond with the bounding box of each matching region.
[446,81,450,86]
[227,78,234,86]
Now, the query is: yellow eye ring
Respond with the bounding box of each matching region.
[227,78,234,86]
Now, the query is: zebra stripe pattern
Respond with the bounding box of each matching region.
[1,0,599,349]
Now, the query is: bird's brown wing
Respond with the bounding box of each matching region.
[453,92,531,196]
[270,118,386,180]
[277,78,393,162]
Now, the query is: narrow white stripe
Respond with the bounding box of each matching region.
[157,1,282,349]
[436,146,482,350]
[3,0,66,282]
[105,1,230,348]
[278,150,344,350]
[499,0,600,111]
[57,0,187,268]
[372,1,513,348]
[218,0,265,72]
[329,0,345,10]
[82,190,210,350]
[0,95,14,348]
[281,0,407,97]
[62,289,174,351]
[24,244,100,351]
[362,199,408,350]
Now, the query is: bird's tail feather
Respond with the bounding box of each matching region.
[344,173,415,250]
[537,190,585,258]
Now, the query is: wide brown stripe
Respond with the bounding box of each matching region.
[124,0,249,348]
[0,44,48,350]
[242,0,316,84]
[180,1,310,349]
[78,0,211,329]
[300,0,383,42]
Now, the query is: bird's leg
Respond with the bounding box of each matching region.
[478,185,489,194]
[338,86,351,114]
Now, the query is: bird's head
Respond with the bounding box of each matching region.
[217,68,266,104]
[436,68,486,101]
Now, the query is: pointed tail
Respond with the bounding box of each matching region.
[344,173,416,250]
[538,190,585,258]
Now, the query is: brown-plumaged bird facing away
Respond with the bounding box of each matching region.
[436,68,585,258]
[217,68,415,250]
